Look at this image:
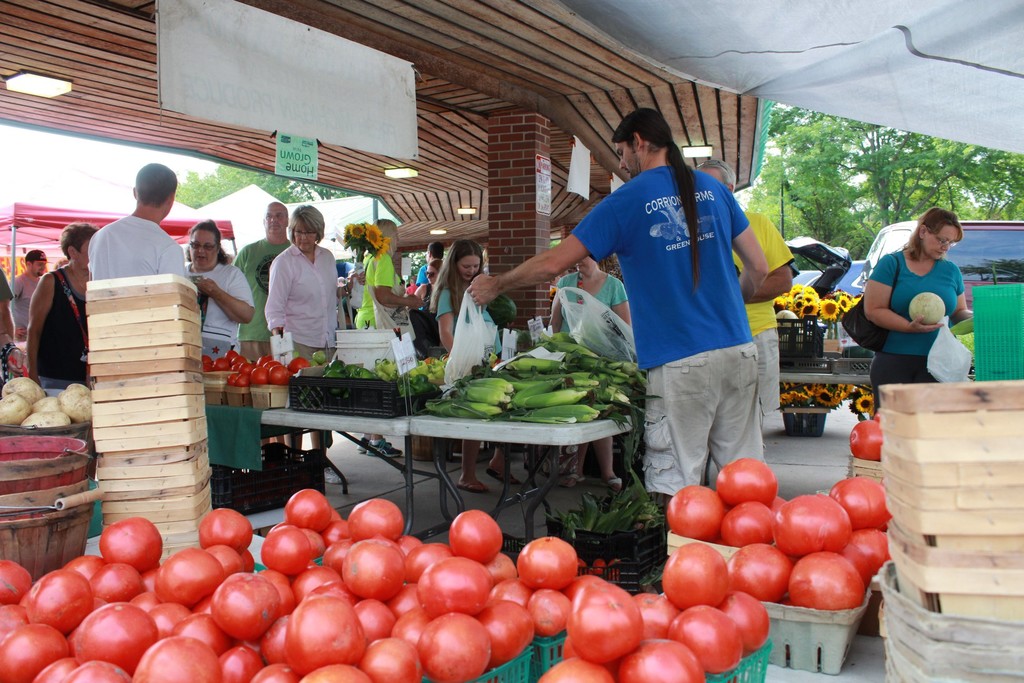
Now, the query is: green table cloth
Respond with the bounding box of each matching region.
[205,405,331,470]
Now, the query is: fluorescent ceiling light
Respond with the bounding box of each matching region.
[429,229,447,235]
[384,167,419,179]
[4,72,72,98]
[457,207,477,215]
[682,145,713,158]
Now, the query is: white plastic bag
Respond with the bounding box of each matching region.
[927,319,972,383]
[444,294,497,385]
[556,287,636,362]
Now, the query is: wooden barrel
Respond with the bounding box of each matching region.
[0,436,90,496]
[0,502,92,580]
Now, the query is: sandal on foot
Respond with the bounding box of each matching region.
[605,477,623,493]
[486,467,522,485]
[457,480,489,494]
[559,473,585,488]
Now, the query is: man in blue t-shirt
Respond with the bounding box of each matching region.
[469,109,769,496]
[415,241,445,286]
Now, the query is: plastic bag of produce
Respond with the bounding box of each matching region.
[927,318,972,382]
[556,287,636,362]
[444,294,497,385]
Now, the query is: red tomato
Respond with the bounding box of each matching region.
[0,603,28,641]
[537,656,616,682]
[488,578,533,609]
[251,663,300,683]
[236,362,256,377]
[285,488,334,532]
[773,494,853,557]
[269,366,292,386]
[234,373,251,388]
[239,549,255,573]
[348,499,405,541]
[391,606,432,649]
[417,556,493,617]
[213,356,232,371]
[219,645,264,683]
[62,661,133,683]
[291,565,342,603]
[477,600,535,668]
[666,486,726,541]
[322,539,355,575]
[662,543,729,611]
[841,528,891,586]
[448,509,503,564]
[526,588,571,637]
[24,569,93,634]
[225,350,242,362]
[31,657,80,683]
[633,593,681,640]
[562,575,606,603]
[353,598,397,642]
[261,526,313,576]
[0,560,31,605]
[717,590,770,654]
[0,623,70,683]
[99,517,164,573]
[306,580,359,607]
[359,637,422,683]
[71,602,158,674]
[483,551,518,584]
[250,367,271,385]
[403,543,453,584]
[829,477,891,530]
[257,354,275,367]
[299,528,327,561]
[129,591,160,612]
[259,569,297,616]
[726,543,793,603]
[567,581,643,664]
[260,615,290,665]
[210,572,282,641]
[133,635,222,683]
[396,534,423,555]
[89,562,144,603]
[850,419,883,460]
[285,596,366,674]
[172,612,233,655]
[618,639,704,683]
[719,501,774,547]
[343,539,406,601]
[298,664,371,683]
[668,605,743,674]
[149,602,191,639]
[63,555,106,581]
[321,520,350,546]
[288,357,311,374]
[202,354,214,366]
[155,547,226,607]
[516,537,578,591]
[387,583,423,618]
[788,551,865,610]
[204,544,244,576]
[417,612,491,683]
[716,458,778,506]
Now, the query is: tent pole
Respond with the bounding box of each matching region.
[8,224,16,288]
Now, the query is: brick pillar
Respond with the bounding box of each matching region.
[487,111,551,328]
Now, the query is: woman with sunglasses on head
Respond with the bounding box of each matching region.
[415,258,442,311]
[186,220,254,359]
[864,207,973,407]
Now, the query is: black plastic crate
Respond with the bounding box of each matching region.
[782,411,828,437]
[211,443,325,515]
[780,357,833,372]
[289,372,435,418]
[778,317,824,359]
[545,520,666,593]
[831,358,872,375]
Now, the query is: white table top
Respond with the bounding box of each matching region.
[260,408,411,436]
[407,415,627,446]
[780,372,871,385]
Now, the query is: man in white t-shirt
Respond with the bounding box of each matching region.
[89,163,187,280]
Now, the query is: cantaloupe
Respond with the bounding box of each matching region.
[909,292,944,325]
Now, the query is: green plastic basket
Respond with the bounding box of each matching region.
[529,631,567,681]
[424,646,532,683]
[705,640,772,683]
[973,284,1024,381]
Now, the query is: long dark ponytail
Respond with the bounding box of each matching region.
[612,108,700,288]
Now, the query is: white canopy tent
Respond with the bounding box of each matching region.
[563,0,1024,156]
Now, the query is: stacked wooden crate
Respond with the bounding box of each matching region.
[87,274,210,558]
[880,380,1024,622]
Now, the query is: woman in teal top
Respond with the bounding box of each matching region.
[864,207,972,408]
[550,256,631,492]
[431,239,511,494]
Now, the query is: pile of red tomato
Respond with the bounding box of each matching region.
[203,350,310,388]
[667,458,891,614]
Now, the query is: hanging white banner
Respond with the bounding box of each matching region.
[566,136,591,200]
[157,0,418,159]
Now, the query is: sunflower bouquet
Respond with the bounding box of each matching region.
[775,285,860,338]
[846,385,876,420]
[780,382,855,412]
[342,222,390,261]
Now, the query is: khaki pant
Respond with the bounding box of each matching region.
[240,340,271,362]
[753,327,781,421]
[643,343,763,494]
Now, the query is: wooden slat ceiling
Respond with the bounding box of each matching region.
[0,0,764,249]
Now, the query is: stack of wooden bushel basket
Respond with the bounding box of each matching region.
[87,274,211,559]
[879,380,1024,681]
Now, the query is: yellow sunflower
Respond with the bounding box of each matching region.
[819,299,840,322]
[854,392,875,417]
[800,302,820,318]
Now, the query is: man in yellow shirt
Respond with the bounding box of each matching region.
[699,159,794,425]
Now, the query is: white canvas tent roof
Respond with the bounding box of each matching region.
[564,0,1024,155]
[199,185,282,250]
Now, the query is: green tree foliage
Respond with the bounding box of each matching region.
[174,164,353,208]
[748,107,1024,258]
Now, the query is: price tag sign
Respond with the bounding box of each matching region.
[270,331,294,366]
[391,334,418,376]
[528,316,545,342]
[501,329,517,361]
